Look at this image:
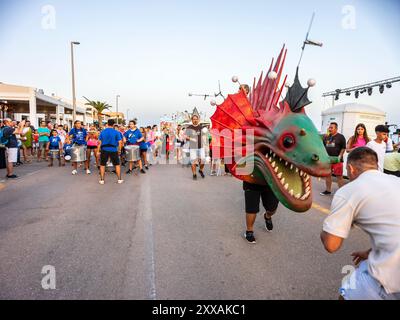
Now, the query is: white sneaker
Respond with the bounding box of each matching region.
[117,179,124,184]
[72,170,78,175]
[99,180,105,185]
[86,169,91,175]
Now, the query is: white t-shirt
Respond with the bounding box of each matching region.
[386,138,394,152]
[154,131,161,139]
[57,129,67,144]
[323,170,400,294]
[366,140,386,171]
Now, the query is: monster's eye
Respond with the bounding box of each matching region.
[282,134,296,149]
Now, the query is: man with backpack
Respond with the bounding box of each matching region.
[0,118,25,178]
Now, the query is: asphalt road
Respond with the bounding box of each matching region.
[0,160,368,300]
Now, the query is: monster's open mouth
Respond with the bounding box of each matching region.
[255,145,311,201]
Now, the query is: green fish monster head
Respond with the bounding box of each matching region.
[246,111,331,212]
[211,48,332,213]
[234,66,331,212]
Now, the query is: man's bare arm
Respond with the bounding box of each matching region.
[320,231,344,253]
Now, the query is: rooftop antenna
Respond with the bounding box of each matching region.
[188,93,213,100]
[214,80,225,100]
[189,81,226,102]
[297,12,323,68]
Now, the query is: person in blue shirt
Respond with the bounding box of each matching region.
[139,127,150,170]
[63,136,73,162]
[98,119,124,185]
[68,120,90,175]
[113,124,126,167]
[1,118,25,178]
[47,129,62,167]
[123,120,146,174]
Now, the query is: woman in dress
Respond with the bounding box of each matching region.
[21,120,33,163]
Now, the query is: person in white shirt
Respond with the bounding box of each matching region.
[321,147,400,300]
[56,124,67,145]
[386,137,394,153]
[366,125,389,172]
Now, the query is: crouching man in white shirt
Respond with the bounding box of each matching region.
[321,147,400,300]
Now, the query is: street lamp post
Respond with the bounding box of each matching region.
[70,41,80,123]
[126,108,130,122]
[116,94,120,125]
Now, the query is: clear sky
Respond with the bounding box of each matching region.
[1,0,399,128]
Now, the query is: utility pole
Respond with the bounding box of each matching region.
[116,94,120,125]
[70,41,80,122]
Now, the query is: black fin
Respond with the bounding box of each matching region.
[284,67,311,112]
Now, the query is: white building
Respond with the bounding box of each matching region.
[321,103,386,140]
[0,82,93,128]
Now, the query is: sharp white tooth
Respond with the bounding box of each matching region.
[306,186,311,193]
[301,194,307,200]
[296,168,299,173]
[284,183,289,190]
[285,161,288,167]
[274,167,279,173]
[305,175,310,182]
[305,191,311,198]
[300,170,304,177]
[271,161,276,168]
[273,153,276,158]
[295,193,301,199]
[290,164,293,170]
[289,189,294,196]
[277,172,283,179]
[279,157,282,162]
[305,182,310,188]
[268,157,272,163]
[280,177,285,185]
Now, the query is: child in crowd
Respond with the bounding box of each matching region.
[63,136,73,163]
[47,129,63,167]
[32,129,39,157]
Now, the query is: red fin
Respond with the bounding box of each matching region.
[210,91,256,159]
[249,45,287,111]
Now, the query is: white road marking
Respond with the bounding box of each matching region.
[141,177,157,300]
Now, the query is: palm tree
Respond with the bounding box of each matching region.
[83,97,111,128]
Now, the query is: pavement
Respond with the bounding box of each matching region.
[0,159,369,300]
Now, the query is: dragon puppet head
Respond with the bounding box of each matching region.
[210,45,331,212]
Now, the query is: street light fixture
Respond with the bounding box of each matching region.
[70,41,80,123]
